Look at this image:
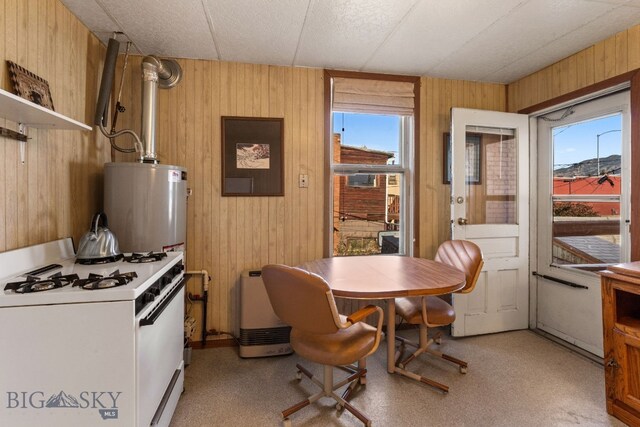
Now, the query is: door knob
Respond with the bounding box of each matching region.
[457,217,468,225]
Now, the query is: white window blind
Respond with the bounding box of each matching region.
[332,77,415,115]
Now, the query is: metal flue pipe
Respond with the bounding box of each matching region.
[140,56,182,163]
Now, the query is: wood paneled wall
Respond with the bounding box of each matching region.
[112,57,325,337]
[508,24,640,112]
[0,0,108,252]
[4,0,640,342]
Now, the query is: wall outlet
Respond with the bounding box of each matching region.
[299,174,309,188]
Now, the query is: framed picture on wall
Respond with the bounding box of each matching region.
[7,60,55,111]
[443,132,482,185]
[222,116,284,196]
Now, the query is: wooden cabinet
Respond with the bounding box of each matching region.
[601,263,640,427]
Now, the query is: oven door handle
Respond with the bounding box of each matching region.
[140,278,185,327]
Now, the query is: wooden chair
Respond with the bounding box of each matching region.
[394,240,483,393]
[262,264,383,426]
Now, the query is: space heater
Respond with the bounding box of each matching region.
[239,270,292,358]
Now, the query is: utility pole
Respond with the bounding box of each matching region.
[596,129,621,175]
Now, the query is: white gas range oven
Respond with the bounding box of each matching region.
[0,238,185,427]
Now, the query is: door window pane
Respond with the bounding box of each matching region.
[552,114,622,266]
[465,126,517,225]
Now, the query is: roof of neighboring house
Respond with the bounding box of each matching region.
[554,236,620,264]
[341,145,394,158]
[553,176,620,196]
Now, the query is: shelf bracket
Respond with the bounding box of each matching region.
[18,123,27,164]
[0,125,28,142]
[0,124,28,163]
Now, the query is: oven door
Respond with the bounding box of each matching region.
[137,278,185,427]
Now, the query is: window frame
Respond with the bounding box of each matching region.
[323,70,420,257]
[537,91,631,273]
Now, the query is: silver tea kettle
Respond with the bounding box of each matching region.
[76,212,122,260]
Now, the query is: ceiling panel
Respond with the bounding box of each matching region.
[294,0,418,71]
[204,0,309,65]
[88,0,217,59]
[428,0,618,81]
[60,0,113,33]
[365,0,524,76]
[490,4,640,82]
[60,0,640,84]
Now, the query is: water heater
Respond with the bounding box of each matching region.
[104,162,187,253]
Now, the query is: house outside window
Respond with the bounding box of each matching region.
[331,116,412,256]
[326,72,418,258]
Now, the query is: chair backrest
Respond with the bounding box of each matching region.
[261,264,342,334]
[434,240,484,294]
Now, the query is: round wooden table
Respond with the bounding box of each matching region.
[298,255,466,373]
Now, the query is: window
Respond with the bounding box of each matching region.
[347,174,377,187]
[326,72,418,258]
[538,91,630,271]
[331,112,412,256]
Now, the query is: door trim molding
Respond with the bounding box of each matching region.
[518,69,640,260]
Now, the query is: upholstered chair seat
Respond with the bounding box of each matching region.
[262,264,383,426]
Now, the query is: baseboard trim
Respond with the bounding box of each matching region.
[531,328,603,365]
[191,338,236,349]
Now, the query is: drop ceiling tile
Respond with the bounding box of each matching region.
[365,0,524,76]
[582,0,640,5]
[204,0,308,65]
[93,0,217,59]
[294,0,418,71]
[61,0,640,83]
[60,0,114,32]
[490,4,640,82]
[428,0,616,82]
[60,0,142,53]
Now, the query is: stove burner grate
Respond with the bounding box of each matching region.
[76,254,124,265]
[4,272,80,293]
[73,270,138,290]
[123,252,167,263]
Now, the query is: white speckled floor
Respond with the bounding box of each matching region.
[170,330,623,427]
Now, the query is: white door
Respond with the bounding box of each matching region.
[535,91,630,357]
[450,108,530,336]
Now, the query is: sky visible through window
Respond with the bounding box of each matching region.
[332,111,622,173]
[553,114,622,171]
[332,112,400,163]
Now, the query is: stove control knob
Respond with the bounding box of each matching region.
[144,292,155,304]
[150,286,161,296]
[160,275,171,287]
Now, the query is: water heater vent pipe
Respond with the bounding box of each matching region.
[140,56,182,163]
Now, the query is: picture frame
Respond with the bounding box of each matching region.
[222,116,284,196]
[443,132,482,185]
[6,60,55,111]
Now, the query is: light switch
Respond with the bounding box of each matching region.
[299,174,309,188]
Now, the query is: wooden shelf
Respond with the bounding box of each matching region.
[0,88,91,131]
[616,317,640,335]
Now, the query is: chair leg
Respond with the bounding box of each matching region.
[283,363,372,426]
[393,365,449,393]
[358,358,367,385]
[394,324,469,391]
[397,324,431,369]
[426,347,468,373]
